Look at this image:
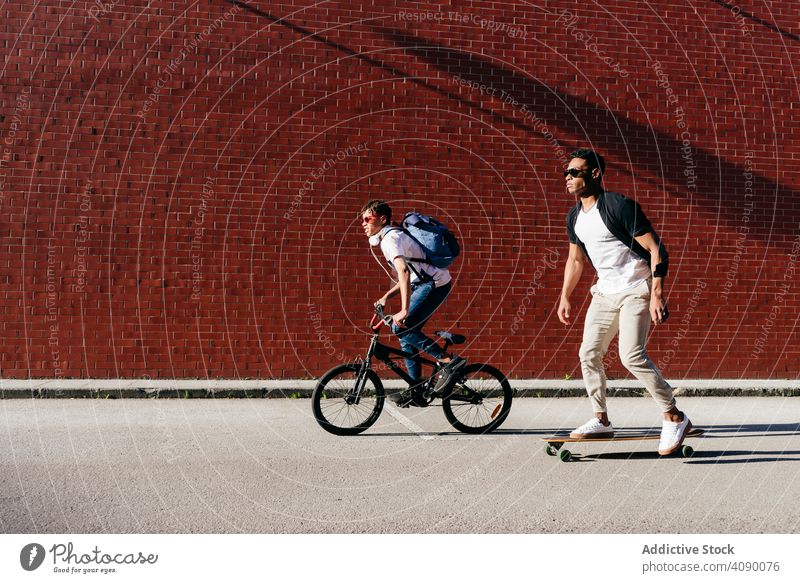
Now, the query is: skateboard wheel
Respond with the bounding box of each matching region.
[559,449,572,462]
[681,445,694,458]
[545,445,557,456]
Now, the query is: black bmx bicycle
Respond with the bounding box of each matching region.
[311,305,512,435]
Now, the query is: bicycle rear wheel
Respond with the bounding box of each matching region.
[442,363,512,434]
[312,364,384,436]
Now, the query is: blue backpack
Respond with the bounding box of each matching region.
[399,211,460,269]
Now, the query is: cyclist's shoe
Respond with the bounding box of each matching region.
[389,383,428,408]
[658,414,692,455]
[389,389,414,408]
[569,418,614,439]
[432,356,467,394]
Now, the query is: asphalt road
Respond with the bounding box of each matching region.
[1,397,799,533]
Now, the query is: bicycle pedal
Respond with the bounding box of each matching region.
[389,391,414,407]
[410,393,430,407]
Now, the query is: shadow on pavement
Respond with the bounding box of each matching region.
[502,423,800,438]
[368,423,800,438]
[366,423,800,462]
[700,423,800,437]
[683,450,800,465]
[363,428,563,437]
[582,449,800,463]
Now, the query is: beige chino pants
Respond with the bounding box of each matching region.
[579,278,676,413]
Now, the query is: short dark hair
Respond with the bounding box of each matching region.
[569,148,605,177]
[359,199,392,223]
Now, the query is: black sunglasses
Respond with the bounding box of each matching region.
[563,168,591,178]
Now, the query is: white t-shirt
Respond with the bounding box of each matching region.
[574,203,650,294]
[375,227,451,287]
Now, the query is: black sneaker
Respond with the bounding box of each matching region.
[389,381,431,407]
[432,356,467,393]
[389,390,414,408]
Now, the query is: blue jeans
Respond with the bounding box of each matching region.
[391,281,452,381]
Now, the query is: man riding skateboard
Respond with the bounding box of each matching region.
[556,149,692,455]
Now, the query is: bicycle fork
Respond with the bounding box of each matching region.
[348,335,378,405]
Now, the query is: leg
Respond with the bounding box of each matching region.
[578,286,620,418]
[392,282,451,380]
[398,340,421,381]
[617,281,692,454]
[617,283,677,415]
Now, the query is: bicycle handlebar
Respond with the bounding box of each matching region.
[370,303,393,331]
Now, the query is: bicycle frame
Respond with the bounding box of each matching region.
[349,306,448,402]
[363,332,440,387]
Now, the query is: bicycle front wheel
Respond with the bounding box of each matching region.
[312,364,384,436]
[442,363,512,434]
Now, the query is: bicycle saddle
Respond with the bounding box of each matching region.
[435,330,466,344]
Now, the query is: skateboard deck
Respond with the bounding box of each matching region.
[542,428,704,461]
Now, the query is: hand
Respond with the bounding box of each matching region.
[392,309,408,327]
[557,296,571,325]
[650,296,667,325]
[375,297,387,308]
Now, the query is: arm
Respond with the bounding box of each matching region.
[634,231,667,325]
[374,232,407,315]
[376,282,401,307]
[391,256,411,326]
[558,243,585,325]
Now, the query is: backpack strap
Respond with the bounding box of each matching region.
[398,218,433,266]
[405,257,434,284]
[373,226,434,284]
[370,227,399,283]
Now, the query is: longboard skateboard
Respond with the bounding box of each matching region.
[542,428,705,462]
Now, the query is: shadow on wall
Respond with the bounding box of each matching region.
[230,0,798,246]
[372,25,797,244]
[708,0,800,43]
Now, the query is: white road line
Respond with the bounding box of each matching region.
[384,404,435,440]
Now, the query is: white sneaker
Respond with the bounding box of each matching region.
[658,414,692,455]
[570,418,614,439]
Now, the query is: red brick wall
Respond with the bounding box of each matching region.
[1,0,798,380]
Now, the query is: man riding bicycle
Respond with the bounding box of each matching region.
[360,200,466,406]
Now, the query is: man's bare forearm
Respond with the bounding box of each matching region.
[649,249,664,298]
[392,257,411,311]
[561,259,583,300]
[633,232,666,299]
[651,275,664,298]
[382,283,401,300]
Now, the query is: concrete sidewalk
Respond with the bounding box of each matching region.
[1,378,798,398]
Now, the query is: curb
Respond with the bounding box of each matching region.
[1,379,798,399]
